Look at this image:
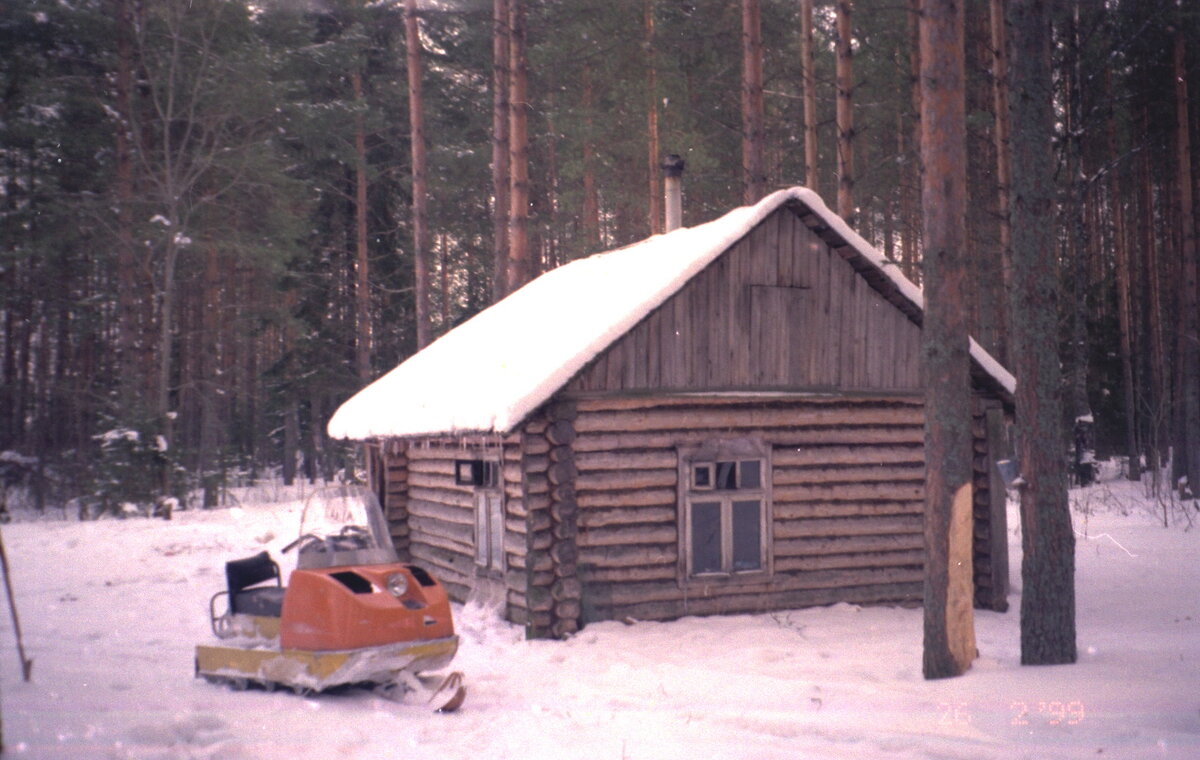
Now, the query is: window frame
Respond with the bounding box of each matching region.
[677,438,773,583]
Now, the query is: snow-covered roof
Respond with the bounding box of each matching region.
[327,187,1015,441]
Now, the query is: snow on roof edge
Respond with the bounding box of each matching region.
[327,187,1014,441]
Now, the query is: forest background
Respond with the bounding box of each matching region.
[0,0,1194,515]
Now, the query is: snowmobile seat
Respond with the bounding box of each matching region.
[227,551,284,617]
[213,551,285,622]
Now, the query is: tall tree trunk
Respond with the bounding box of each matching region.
[439,233,450,329]
[1064,7,1091,433]
[800,0,817,191]
[406,0,431,350]
[990,0,1012,300]
[581,63,600,251]
[113,0,142,409]
[352,69,371,381]
[491,0,510,302]
[835,0,855,225]
[1139,106,1167,481]
[919,0,976,681]
[1008,0,1076,666]
[646,0,662,234]
[741,0,766,204]
[1173,28,1200,498]
[506,0,531,294]
[1107,71,1139,481]
[907,0,922,282]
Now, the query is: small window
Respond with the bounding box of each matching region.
[679,441,771,579]
[455,459,498,488]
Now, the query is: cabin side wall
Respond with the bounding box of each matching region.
[567,393,1006,624]
[386,437,527,618]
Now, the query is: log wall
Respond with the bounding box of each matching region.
[393,436,527,619]
[567,206,924,395]
[568,393,1006,623]
[378,441,411,560]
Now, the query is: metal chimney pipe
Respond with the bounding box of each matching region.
[662,154,685,232]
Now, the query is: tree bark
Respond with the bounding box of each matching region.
[491,0,510,302]
[352,69,371,381]
[800,0,817,191]
[646,0,662,234]
[582,63,600,251]
[406,0,431,350]
[1139,105,1167,481]
[742,0,766,204]
[1107,70,1139,481]
[1008,0,1076,666]
[919,0,976,680]
[506,0,531,294]
[836,1,855,225]
[1173,28,1200,498]
[990,0,1012,300]
[112,0,143,408]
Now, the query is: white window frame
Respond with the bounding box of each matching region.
[678,439,772,582]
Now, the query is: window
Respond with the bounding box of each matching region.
[455,459,498,488]
[679,441,771,579]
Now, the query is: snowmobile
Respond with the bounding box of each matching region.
[195,484,466,712]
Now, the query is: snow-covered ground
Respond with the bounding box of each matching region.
[2,471,1197,759]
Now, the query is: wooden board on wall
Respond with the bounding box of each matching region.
[566,207,924,397]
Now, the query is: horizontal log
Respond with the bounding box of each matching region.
[588,566,925,608]
[583,581,922,623]
[552,519,578,540]
[407,484,473,510]
[573,394,923,413]
[578,505,677,528]
[576,469,676,492]
[577,524,677,548]
[574,427,924,453]
[578,543,678,568]
[576,450,677,472]
[408,497,474,526]
[773,515,923,539]
[578,564,677,584]
[575,405,923,434]
[774,549,924,572]
[774,501,923,520]
[522,435,551,456]
[577,488,676,509]
[772,464,925,486]
[554,599,582,621]
[407,457,457,476]
[410,529,473,560]
[409,513,474,546]
[548,460,577,485]
[547,420,577,446]
[549,541,577,565]
[409,543,473,584]
[774,533,924,557]
[774,482,923,503]
[552,577,582,601]
[503,461,523,485]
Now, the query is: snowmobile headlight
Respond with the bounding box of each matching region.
[386,572,409,597]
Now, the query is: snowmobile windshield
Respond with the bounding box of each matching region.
[293,485,400,570]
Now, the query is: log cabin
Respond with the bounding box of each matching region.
[328,187,1014,639]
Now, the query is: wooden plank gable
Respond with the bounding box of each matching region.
[566,206,923,396]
